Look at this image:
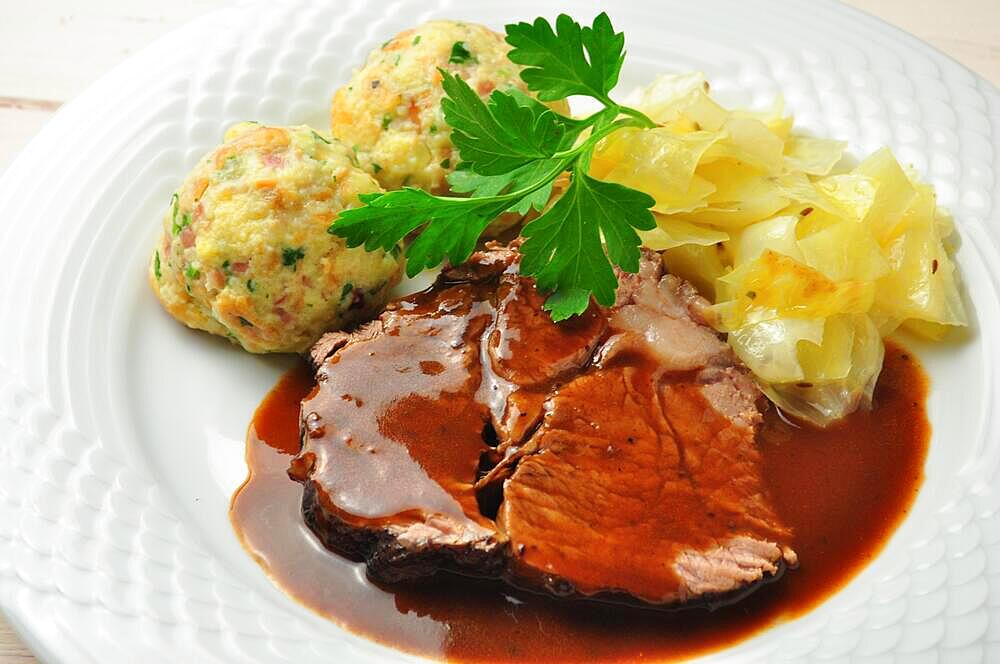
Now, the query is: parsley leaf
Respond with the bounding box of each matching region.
[282,246,305,267]
[333,189,511,276]
[169,193,182,235]
[440,70,566,175]
[447,159,561,214]
[520,174,655,320]
[333,13,657,321]
[172,212,191,236]
[449,41,476,64]
[505,12,625,104]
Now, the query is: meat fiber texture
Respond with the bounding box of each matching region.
[289,243,797,608]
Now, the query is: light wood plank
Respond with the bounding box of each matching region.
[843,0,1000,85]
[0,0,228,102]
[0,104,59,171]
[0,620,37,664]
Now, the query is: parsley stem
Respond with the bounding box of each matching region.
[617,105,656,128]
[435,117,644,207]
[591,91,655,129]
[338,13,661,322]
[573,116,645,153]
[401,116,647,210]
[576,111,617,173]
[474,157,574,204]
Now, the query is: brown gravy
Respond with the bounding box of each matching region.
[231,341,929,662]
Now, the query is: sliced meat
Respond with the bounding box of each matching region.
[290,274,504,582]
[481,270,608,447]
[307,330,352,372]
[290,243,795,607]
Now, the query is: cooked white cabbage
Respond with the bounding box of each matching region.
[598,73,968,426]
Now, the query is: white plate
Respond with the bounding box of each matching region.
[1,0,999,661]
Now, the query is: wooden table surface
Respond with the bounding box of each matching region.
[1,1,998,661]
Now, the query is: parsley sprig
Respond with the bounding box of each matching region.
[330,13,656,320]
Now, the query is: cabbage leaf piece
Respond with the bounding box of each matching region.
[639,214,728,251]
[703,117,785,173]
[733,214,803,265]
[712,250,875,331]
[630,72,729,131]
[592,127,718,213]
[871,182,967,334]
[678,162,793,228]
[661,243,728,301]
[730,314,884,426]
[783,136,846,175]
